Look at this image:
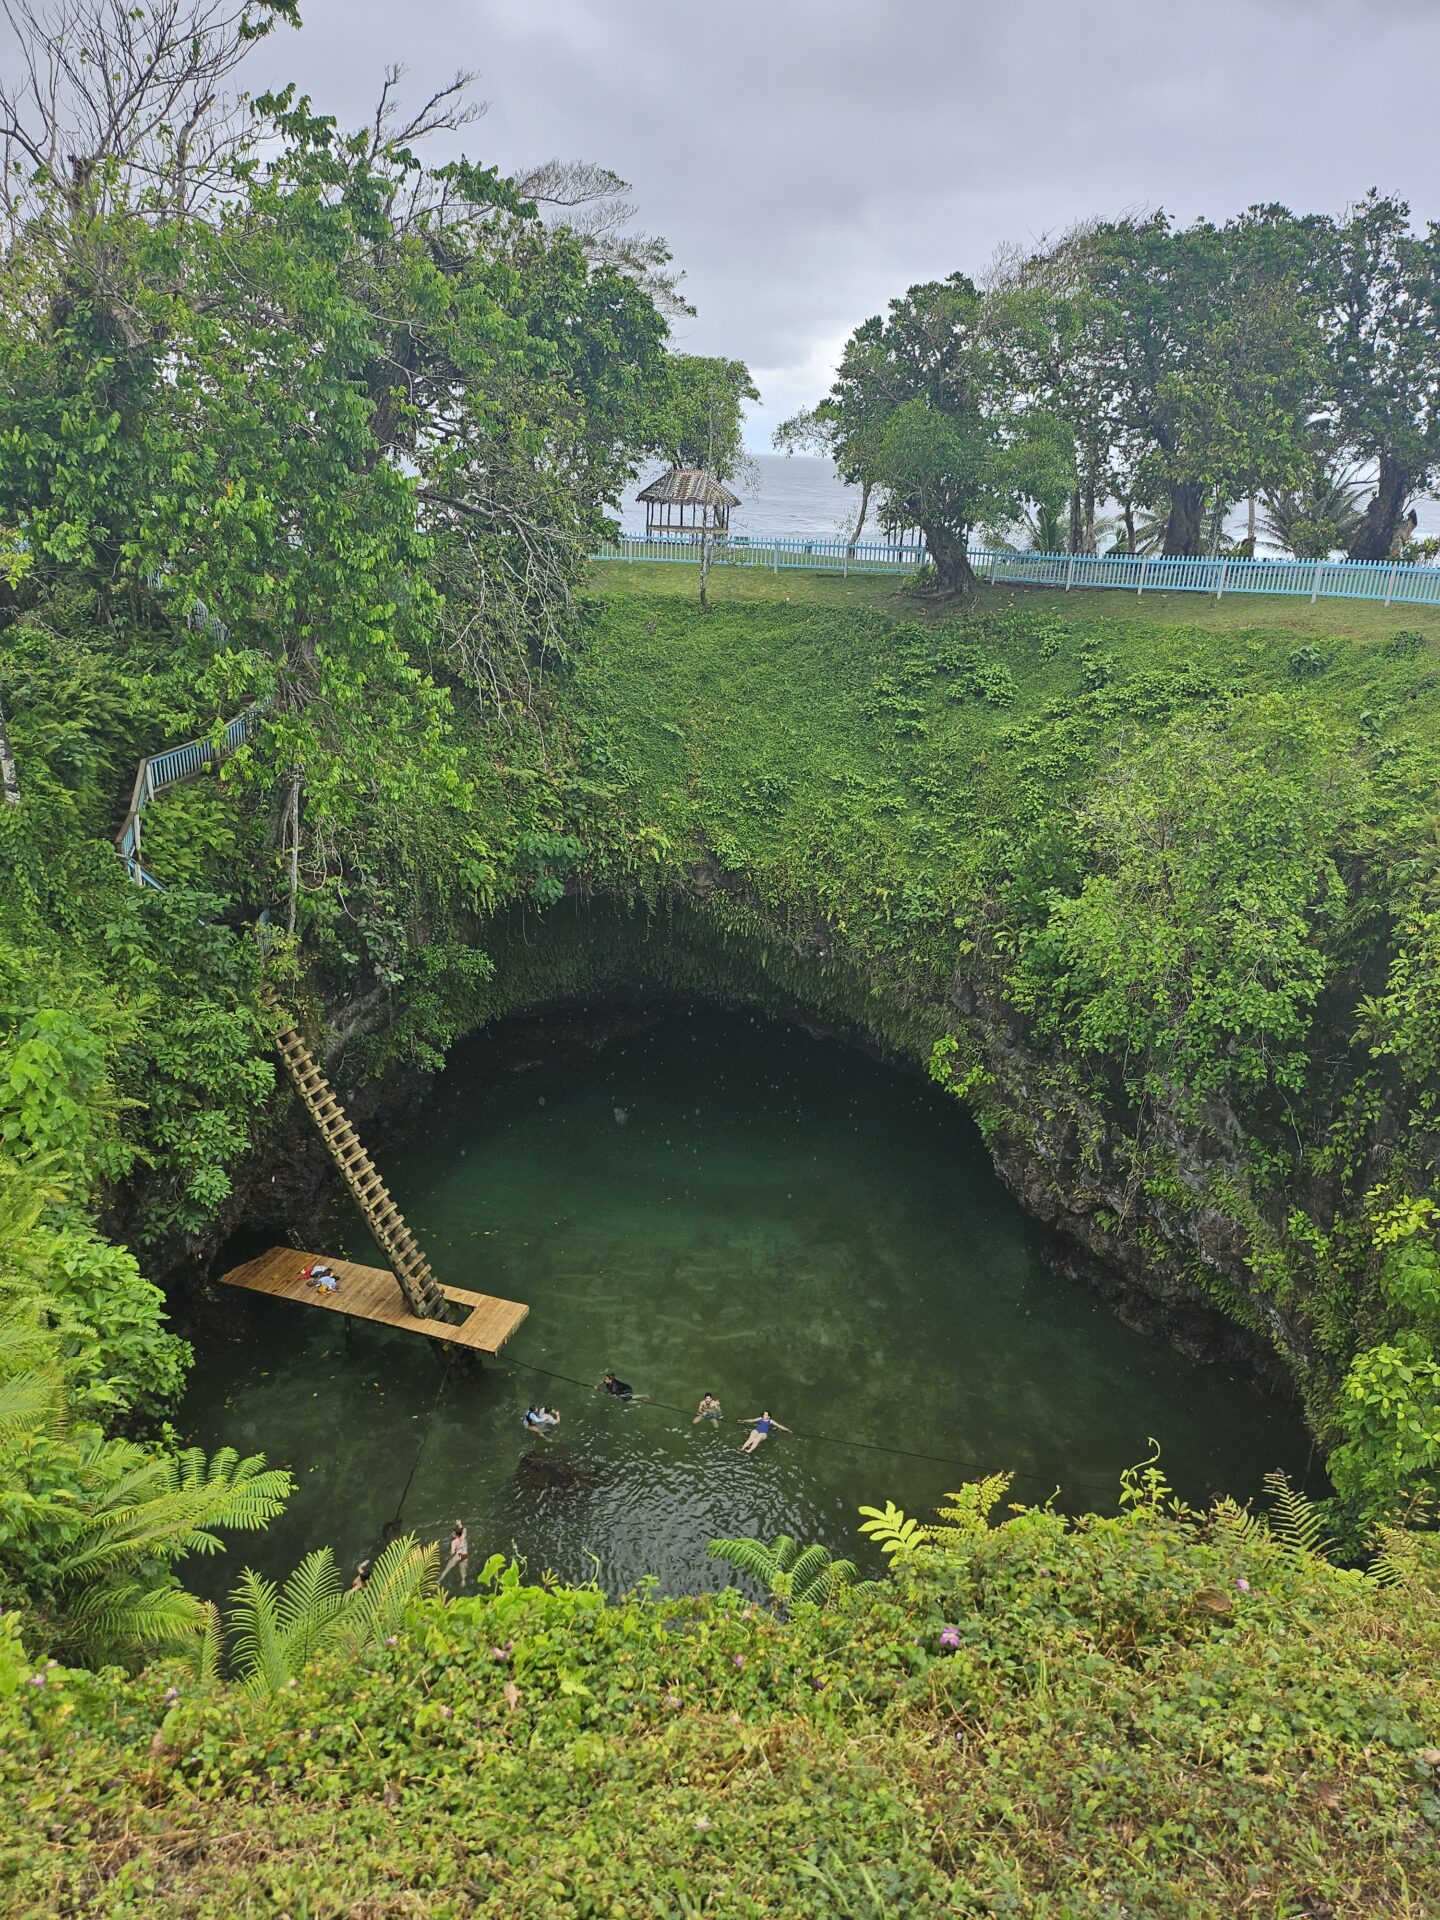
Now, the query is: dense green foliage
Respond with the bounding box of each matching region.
[2,1471,1437,1916]
[776,274,1073,590]
[570,571,1440,1524]
[1,14,1439,1906]
[787,196,1440,561]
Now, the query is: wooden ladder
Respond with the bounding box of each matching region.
[271,1021,450,1322]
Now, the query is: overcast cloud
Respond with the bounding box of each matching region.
[252,1,1440,445]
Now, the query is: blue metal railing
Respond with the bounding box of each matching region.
[594,533,1440,606]
[116,707,257,883]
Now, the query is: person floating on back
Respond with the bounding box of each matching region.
[739,1409,790,1455]
[523,1404,550,1434]
[595,1370,643,1401]
[693,1393,722,1425]
[440,1520,469,1588]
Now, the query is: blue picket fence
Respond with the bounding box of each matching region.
[117,708,256,884]
[595,533,1440,607]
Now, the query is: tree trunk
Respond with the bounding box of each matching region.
[1068,489,1082,555]
[1349,453,1414,562]
[1083,482,1097,555]
[0,697,18,806]
[1123,499,1136,554]
[847,478,871,552]
[925,526,975,596]
[1161,482,1205,556]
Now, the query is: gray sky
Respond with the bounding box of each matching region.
[263,0,1439,448]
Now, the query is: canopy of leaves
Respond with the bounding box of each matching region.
[801,274,1073,591]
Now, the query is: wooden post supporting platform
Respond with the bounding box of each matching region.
[219,1248,529,1353]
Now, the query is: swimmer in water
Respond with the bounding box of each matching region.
[739,1409,790,1455]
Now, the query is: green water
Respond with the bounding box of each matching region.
[182,1001,1314,1595]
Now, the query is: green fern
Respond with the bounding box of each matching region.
[191,1601,224,1686]
[708,1534,873,1607]
[859,1475,1013,1562]
[227,1535,436,1693]
[228,1567,292,1694]
[333,1535,436,1653]
[931,1473,1014,1541]
[1263,1470,1335,1566]
[856,1500,929,1562]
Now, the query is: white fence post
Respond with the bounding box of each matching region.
[1215,557,1228,601]
[1137,553,1150,597]
[1384,563,1398,606]
[1064,551,1076,591]
[1310,560,1323,604]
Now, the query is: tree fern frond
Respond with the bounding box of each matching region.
[1264,1470,1335,1566]
[274,1549,346,1666]
[335,1537,436,1653]
[67,1581,207,1655]
[707,1535,788,1588]
[190,1600,224,1685]
[788,1543,834,1602]
[0,1357,67,1440]
[228,1568,291,1695]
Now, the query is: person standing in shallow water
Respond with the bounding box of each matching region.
[693,1393,722,1425]
[739,1410,790,1455]
[440,1520,469,1587]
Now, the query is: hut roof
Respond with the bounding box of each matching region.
[636,467,741,509]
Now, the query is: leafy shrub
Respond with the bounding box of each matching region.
[1384,629,1426,657]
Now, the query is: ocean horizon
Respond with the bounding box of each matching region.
[618,454,1440,550]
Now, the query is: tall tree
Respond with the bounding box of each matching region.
[1325,192,1440,561]
[1069,210,1324,555]
[647,353,757,479]
[797,275,1072,594]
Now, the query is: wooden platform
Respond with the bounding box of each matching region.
[218,1247,529,1353]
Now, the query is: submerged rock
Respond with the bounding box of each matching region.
[513,1446,604,1494]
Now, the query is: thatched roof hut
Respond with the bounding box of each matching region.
[636,467,741,537]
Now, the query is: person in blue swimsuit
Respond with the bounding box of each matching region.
[739,1409,790,1455]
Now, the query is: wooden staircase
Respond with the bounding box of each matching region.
[271,1021,450,1323]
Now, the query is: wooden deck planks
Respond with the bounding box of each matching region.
[218,1246,529,1353]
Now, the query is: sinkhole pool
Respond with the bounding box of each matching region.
[182,1000,1315,1596]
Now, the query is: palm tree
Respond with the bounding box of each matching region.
[222,1535,437,1692]
[1261,449,1367,559]
[707,1533,876,1607]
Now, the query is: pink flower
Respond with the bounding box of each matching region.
[1236,1577,1250,1593]
[939,1625,961,1650]
[732,1653,746,1669]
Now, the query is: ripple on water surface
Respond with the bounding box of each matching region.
[182,1002,1315,1595]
